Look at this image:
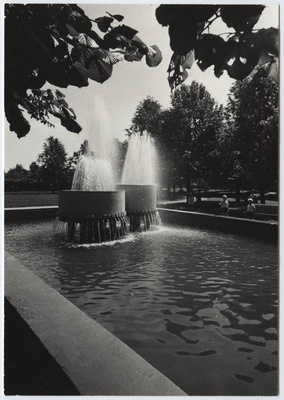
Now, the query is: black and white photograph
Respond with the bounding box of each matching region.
[2,2,280,397]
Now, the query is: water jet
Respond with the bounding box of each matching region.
[118,133,161,231]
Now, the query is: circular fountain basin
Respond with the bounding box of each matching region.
[58,190,126,221]
[115,184,157,212]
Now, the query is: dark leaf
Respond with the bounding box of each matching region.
[60,114,82,133]
[85,50,113,83]
[110,25,138,40]
[106,12,124,22]
[71,45,97,67]
[68,4,92,33]
[88,29,105,47]
[27,4,57,28]
[26,70,46,89]
[132,35,148,55]
[252,27,279,56]
[195,34,226,71]
[66,23,78,37]
[214,39,239,78]
[169,16,197,55]
[55,89,65,99]
[155,5,182,26]
[86,60,104,82]
[5,102,31,138]
[70,62,89,87]
[124,50,144,62]
[215,37,261,80]
[220,5,265,32]
[45,60,70,88]
[146,45,162,67]
[93,58,113,83]
[94,16,113,32]
[156,5,219,26]
[167,52,192,90]
[103,32,134,51]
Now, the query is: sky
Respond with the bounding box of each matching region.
[3,3,279,171]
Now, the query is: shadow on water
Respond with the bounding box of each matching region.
[5,221,278,396]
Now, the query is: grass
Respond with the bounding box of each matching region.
[5,190,277,209]
[5,192,59,208]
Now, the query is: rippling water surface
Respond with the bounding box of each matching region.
[5,221,278,395]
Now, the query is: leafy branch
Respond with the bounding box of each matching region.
[5,4,163,138]
[156,5,279,90]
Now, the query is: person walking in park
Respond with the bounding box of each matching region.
[249,189,258,204]
[220,195,229,216]
[246,198,256,219]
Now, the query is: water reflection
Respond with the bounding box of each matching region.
[5,222,278,396]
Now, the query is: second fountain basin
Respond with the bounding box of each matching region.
[115,184,157,213]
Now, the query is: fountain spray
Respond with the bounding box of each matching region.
[117,132,161,232]
[57,97,127,244]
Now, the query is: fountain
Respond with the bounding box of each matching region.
[57,99,161,240]
[58,187,127,244]
[116,133,161,232]
[57,98,127,244]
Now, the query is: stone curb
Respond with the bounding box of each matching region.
[5,252,187,396]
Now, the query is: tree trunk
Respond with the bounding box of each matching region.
[259,187,266,204]
[235,184,241,204]
[186,179,191,194]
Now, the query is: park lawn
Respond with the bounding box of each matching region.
[5,192,59,208]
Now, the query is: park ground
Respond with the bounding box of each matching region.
[5,189,277,211]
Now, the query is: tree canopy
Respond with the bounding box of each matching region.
[162,82,224,190]
[129,83,224,191]
[155,5,279,90]
[5,4,162,138]
[36,136,70,192]
[224,69,278,202]
[127,96,163,137]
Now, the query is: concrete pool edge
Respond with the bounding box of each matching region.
[5,206,278,241]
[158,208,278,241]
[4,252,187,396]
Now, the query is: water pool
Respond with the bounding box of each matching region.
[5,220,278,395]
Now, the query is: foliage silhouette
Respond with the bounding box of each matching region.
[225,70,278,203]
[5,4,162,138]
[156,5,279,89]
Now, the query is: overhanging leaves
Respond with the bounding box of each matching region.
[5,4,163,138]
[220,5,265,32]
[157,4,279,90]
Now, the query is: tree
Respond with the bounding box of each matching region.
[28,161,41,190]
[225,70,279,203]
[128,96,163,136]
[5,4,162,138]
[36,136,70,192]
[5,164,30,191]
[161,82,224,192]
[127,85,224,194]
[155,5,279,90]
[66,139,92,186]
[68,139,90,169]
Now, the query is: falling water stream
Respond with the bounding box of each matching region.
[71,154,115,191]
[121,133,157,185]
